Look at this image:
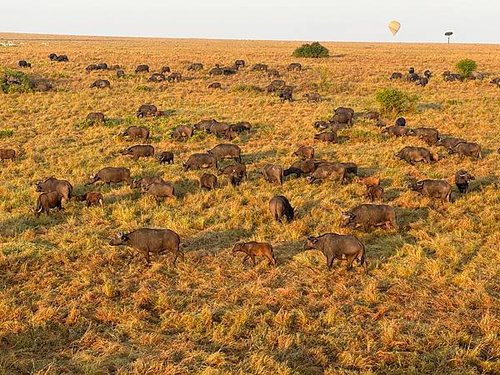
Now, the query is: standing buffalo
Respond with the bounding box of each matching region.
[305,234,367,271]
[157,151,174,164]
[269,195,294,222]
[122,126,150,140]
[121,145,155,160]
[183,153,217,171]
[279,86,293,102]
[135,64,149,73]
[132,176,165,189]
[436,137,466,149]
[141,182,175,201]
[306,163,346,184]
[341,204,398,231]
[455,170,475,194]
[390,72,403,80]
[87,167,132,186]
[208,144,242,162]
[304,93,322,103]
[293,146,315,160]
[35,177,73,201]
[395,146,438,165]
[171,125,194,141]
[232,242,276,266]
[409,127,439,145]
[262,164,284,185]
[287,63,302,72]
[86,112,105,124]
[109,228,182,265]
[200,173,218,190]
[90,79,110,89]
[0,149,16,161]
[448,142,481,159]
[18,60,31,68]
[78,191,103,207]
[410,179,452,204]
[35,191,63,217]
[366,185,384,202]
[218,163,247,180]
[136,104,160,118]
[284,159,316,177]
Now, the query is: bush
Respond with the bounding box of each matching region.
[293,42,329,58]
[456,59,477,78]
[376,88,419,114]
[1,68,32,93]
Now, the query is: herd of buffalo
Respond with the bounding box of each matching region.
[1,53,496,272]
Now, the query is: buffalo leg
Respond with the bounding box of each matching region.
[251,255,256,266]
[242,255,249,264]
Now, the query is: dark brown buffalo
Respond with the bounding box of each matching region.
[330,112,353,126]
[0,149,16,161]
[209,66,223,76]
[284,159,316,177]
[269,195,294,222]
[340,162,358,176]
[56,55,69,62]
[449,142,482,159]
[208,82,222,89]
[35,177,73,201]
[305,233,367,271]
[230,122,251,133]
[314,131,337,143]
[287,63,302,72]
[136,104,160,118]
[35,191,63,217]
[279,86,293,102]
[86,112,105,124]
[234,60,245,69]
[363,111,380,120]
[218,163,247,179]
[109,228,182,265]
[48,53,58,61]
[455,170,475,194]
[208,144,241,162]
[270,79,285,89]
[122,126,150,140]
[382,126,411,137]
[157,151,174,164]
[306,163,346,184]
[366,185,384,202]
[314,121,330,130]
[409,127,439,145]
[262,164,284,185]
[304,93,322,103]
[135,64,149,73]
[18,60,31,68]
[132,176,165,189]
[78,191,103,207]
[116,69,125,78]
[341,204,398,231]
[171,125,194,141]
[96,63,108,70]
[194,119,218,132]
[200,173,218,190]
[142,182,175,201]
[90,79,110,89]
[232,242,276,266]
[168,72,182,82]
[161,66,171,74]
[148,73,166,82]
[86,63,98,71]
[293,146,315,160]
[410,179,452,204]
[210,122,235,139]
[183,153,217,171]
[436,137,466,149]
[88,167,132,186]
[395,146,438,165]
[267,69,280,78]
[187,63,204,71]
[251,63,268,71]
[390,72,403,80]
[122,145,155,160]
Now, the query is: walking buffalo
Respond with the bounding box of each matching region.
[269,195,294,222]
[341,204,398,231]
[141,182,175,201]
[183,153,217,171]
[122,126,150,140]
[410,179,452,204]
[122,145,155,160]
[87,167,132,186]
[448,142,481,159]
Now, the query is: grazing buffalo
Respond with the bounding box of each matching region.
[341,204,398,231]
[183,153,217,171]
[232,242,276,266]
[314,121,330,130]
[35,177,73,201]
[208,122,233,139]
[56,55,69,62]
[18,60,31,68]
[267,69,280,78]
[287,63,302,72]
[270,79,285,89]
[208,144,241,162]
[382,126,411,137]
[168,72,182,82]
[157,151,174,164]
[148,73,166,82]
[364,111,380,120]
[135,64,149,73]
[305,234,367,271]
[330,112,353,126]
[86,112,105,124]
[279,86,293,102]
[269,195,294,222]
[230,122,251,133]
[161,66,171,74]
[229,174,243,186]
[395,117,406,127]
[416,77,429,87]
[410,179,452,204]
[0,148,16,161]
[455,170,475,194]
[340,162,358,176]
[262,164,284,185]
[87,167,132,186]
[35,191,63,217]
[449,142,481,159]
[187,63,204,71]
[234,60,245,69]
[48,53,58,61]
[314,131,337,143]
[97,63,108,70]
[209,66,223,76]
[366,185,384,202]
[142,182,175,201]
[90,79,110,89]
[78,191,103,207]
[251,63,268,71]
[409,127,439,145]
[390,72,403,80]
[136,104,160,118]
[307,163,346,184]
[195,119,220,132]
[171,125,194,141]
[116,69,125,78]
[436,137,466,149]
[200,173,218,190]
[284,159,316,177]
[208,82,222,89]
[293,146,315,160]
[122,126,150,140]
[304,93,322,103]
[218,163,247,179]
[396,146,438,165]
[122,145,155,160]
[132,176,165,189]
[109,228,182,265]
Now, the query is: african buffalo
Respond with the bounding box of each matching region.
[232,242,276,266]
[314,131,337,143]
[122,126,150,140]
[287,63,302,72]
[284,159,316,177]
[449,142,481,159]
[208,144,241,162]
[171,125,194,141]
[90,79,110,89]
[132,176,165,189]
[306,163,346,184]
[395,146,438,165]
[382,126,411,137]
[409,127,439,145]
[269,195,294,222]
[86,112,105,124]
[366,185,384,202]
[183,153,217,171]
[122,145,155,160]
[35,177,73,201]
[87,167,132,186]
[218,163,247,179]
[157,151,174,164]
[455,170,475,194]
[341,204,397,231]
[410,179,452,204]
[0,149,16,161]
[200,173,218,190]
[135,64,149,73]
[136,104,160,118]
[35,191,63,217]
[262,164,284,185]
[293,146,315,160]
[78,191,103,207]
[142,182,175,201]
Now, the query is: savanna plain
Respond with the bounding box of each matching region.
[0,34,499,374]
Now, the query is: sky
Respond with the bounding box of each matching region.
[2,0,499,43]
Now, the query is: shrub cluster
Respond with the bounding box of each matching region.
[293,42,329,58]
[376,88,419,114]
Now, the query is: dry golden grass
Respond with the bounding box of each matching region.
[0,34,499,374]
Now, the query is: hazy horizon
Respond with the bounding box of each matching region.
[2,0,499,44]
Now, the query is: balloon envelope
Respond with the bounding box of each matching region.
[388,21,401,36]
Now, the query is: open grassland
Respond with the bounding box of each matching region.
[0,35,499,374]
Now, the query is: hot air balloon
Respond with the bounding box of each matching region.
[388,21,401,36]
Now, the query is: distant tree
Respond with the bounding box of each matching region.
[293,42,329,58]
[456,59,477,78]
